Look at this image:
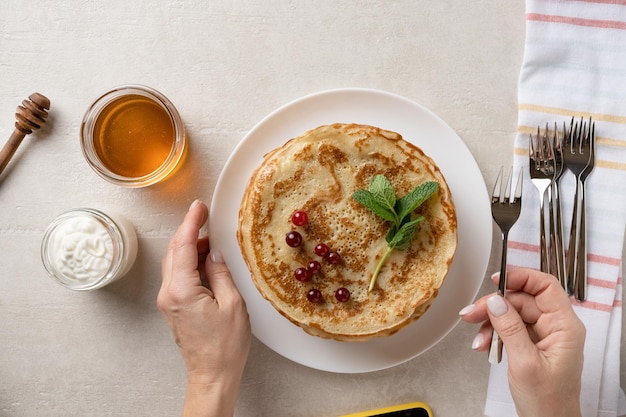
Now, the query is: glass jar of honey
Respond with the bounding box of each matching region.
[81,85,186,187]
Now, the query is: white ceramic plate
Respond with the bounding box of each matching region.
[209,88,491,373]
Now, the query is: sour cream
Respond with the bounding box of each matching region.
[41,209,138,290]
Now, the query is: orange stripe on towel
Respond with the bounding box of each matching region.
[580,0,626,5]
[588,253,623,266]
[572,299,614,312]
[587,277,618,290]
[508,240,539,252]
[517,104,626,125]
[517,125,626,149]
[508,240,623,267]
[527,12,626,30]
[512,146,626,171]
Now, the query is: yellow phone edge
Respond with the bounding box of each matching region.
[338,401,432,417]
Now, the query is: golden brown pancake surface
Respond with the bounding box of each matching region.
[237,123,457,341]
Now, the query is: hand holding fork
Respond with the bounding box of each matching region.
[488,167,522,364]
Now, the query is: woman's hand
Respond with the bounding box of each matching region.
[158,200,251,417]
[460,267,586,417]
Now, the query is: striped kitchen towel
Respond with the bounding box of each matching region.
[485,1,626,417]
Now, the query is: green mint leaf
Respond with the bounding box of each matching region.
[384,214,414,245]
[352,189,397,223]
[388,216,425,250]
[369,175,398,223]
[395,181,438,222]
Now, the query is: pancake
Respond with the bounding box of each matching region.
[237,123,457,341]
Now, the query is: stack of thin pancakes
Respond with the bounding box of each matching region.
[237,123,457,341]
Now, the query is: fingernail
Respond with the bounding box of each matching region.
[471,332,485,350]
[210,249,225,264]
[487,295,508,317]
[458,304,475,316]
[490,272,500,281]
[189,199,201,211]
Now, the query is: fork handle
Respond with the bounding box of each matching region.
[539,191,549,273]
[496,232,508,297]
[488,326,504,365]
[549,182,567,289]
[574,183,588,301]
[489,232,508,364]
[567,179,581,296]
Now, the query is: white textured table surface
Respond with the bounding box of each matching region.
[0,1,623,416]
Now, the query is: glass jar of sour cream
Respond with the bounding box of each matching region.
[41,208,138,290]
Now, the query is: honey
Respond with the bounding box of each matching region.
[92,94,174,178]
[81,85,186,187]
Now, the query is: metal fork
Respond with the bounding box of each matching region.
[564,117,595,300]
[548,123,567,290]
[488,167,523,365]
[529,129,556,273]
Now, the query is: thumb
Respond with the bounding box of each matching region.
[487,294,536,359]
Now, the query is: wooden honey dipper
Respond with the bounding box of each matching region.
[0,92,51,176]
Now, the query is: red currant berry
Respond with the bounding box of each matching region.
[325,251,341,264]
[307,260,322,274]
[314,243,330,257]
[285,231,303,247]
[306,288,323,303]
[291,210,308,227]
[294,267,311,282]
[335,287,350,302]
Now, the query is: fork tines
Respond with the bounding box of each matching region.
[529,129,556,274]
[492,166,522,206]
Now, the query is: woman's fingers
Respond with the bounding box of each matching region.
[460,290,542,326]
[158,200,210,311]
